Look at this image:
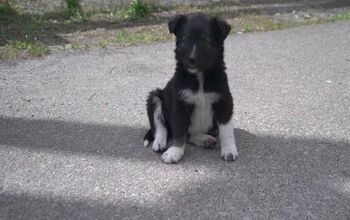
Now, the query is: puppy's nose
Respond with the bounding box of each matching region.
[189,45,197,66]
[188,57,196,66]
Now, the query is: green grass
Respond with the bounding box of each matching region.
[0,0,158,59]
[232,14,300,33]
[66,0,86,20]
[98,40,108,49]
[0,2,17,16]
[124,0,155,19]
[111,9,350,46]
[111,11,349,46]
[236,12,350,33]
[331,11,350,21]
[114,27,171,46]
[111,15,304,46]
[1,0,350,59]
[0,40,50,59]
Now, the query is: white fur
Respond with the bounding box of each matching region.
[219,118,238,160]
[152,97,168,152]
[188,68,199,74]
[180,73,220,135]
[188,134,217,148]
[144,140,149,147]
[161,146,184,164]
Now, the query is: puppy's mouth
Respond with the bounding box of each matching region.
[187,67,200,74]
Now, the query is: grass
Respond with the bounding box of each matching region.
[111,17,288,46]
[125,0,155,18]
[98,40,108,49]
[0,0,156,42]
[66,0,87,21]
[114,26,171,46]
[0,1,17,16]
[0,0,158,58]
[330,11,350,21]
[112,13,307,46]
[111,10,350,46]
[79,0,156,20]
[0,1,350,59]
[231,14,302,33]
[0,40,50,59]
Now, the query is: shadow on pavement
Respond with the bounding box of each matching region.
[0,116,349,219]
[0,192,163,220]
[0,116,149,161]
[0,116,349,164]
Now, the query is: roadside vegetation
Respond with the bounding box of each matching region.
[1,0,349,59]
[0,40,50,59]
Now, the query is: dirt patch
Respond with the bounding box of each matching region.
[1,1,350,59]
[52,7,350,49]
[12,0,341,13]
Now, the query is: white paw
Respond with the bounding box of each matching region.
[144,140,150,147]
[152,134,167,152]
[221,144,238,162]
[161,146,184,164]
[188,134,217,148]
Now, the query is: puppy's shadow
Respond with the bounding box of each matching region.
[1,116,258,163]
[1,116,348,167]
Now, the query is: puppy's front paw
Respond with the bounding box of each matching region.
[152,135,167,153]
[161,146,184,164]
[221,145,238,162]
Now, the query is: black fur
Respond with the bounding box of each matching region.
[144,13,234,161]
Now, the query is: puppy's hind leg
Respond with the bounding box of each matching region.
[145,90,168,152]
[188,134,217,149]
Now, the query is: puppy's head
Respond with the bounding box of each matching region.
[168,13,231,74]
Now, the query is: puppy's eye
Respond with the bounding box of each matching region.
[201,40,210,48]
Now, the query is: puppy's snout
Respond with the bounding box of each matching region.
[188,57,196,66]
[188,45,197,66]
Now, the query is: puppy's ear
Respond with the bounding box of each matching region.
[214,17,231,40]
[168,14,186,36]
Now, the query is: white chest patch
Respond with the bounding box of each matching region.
[179,74,220,135]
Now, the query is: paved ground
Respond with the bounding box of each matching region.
[0,21,349,219]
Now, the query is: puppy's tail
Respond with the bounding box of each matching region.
[143,89,163,147]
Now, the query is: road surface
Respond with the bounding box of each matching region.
[0,21,349,219]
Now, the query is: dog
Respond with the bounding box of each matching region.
[143,13,238,164]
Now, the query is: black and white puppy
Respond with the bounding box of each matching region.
[143,13,238,164]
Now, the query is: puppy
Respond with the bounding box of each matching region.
[143,13,238,164]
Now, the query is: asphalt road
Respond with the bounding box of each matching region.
[1,21,349,220]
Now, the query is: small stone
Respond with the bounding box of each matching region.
[65,44,72,49]
[96,28,106,32]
